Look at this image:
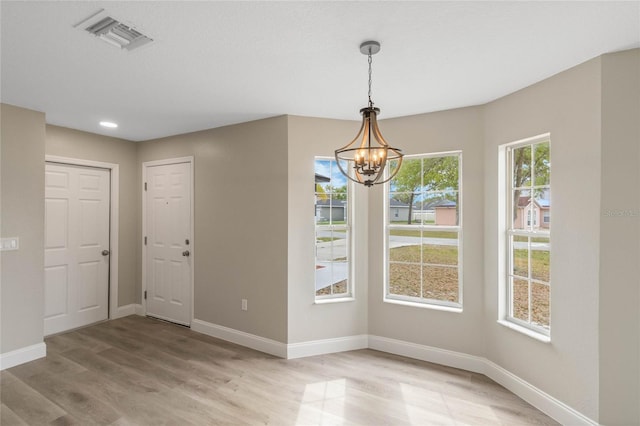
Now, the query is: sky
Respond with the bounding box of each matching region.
[315,158,348,188]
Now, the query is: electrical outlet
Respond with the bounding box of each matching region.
[241,299,248,311]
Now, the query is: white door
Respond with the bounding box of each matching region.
[145,161,192,325]
[44,163,110,335]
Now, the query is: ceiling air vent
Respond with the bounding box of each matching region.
[75,9,153,51]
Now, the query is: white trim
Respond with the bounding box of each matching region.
[368,335,485,373]
[287,335,368,359]
[497,319,551,343]
[0,342,46,370]
[112,304,136,319]
[368,335,596,426]
[134,303,145,316]
[484,359,597,426]
[142,157,194,326]
[45,156,120,322]
[191,319,287,358]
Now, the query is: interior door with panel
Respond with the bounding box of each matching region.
[145,161,192,326]
[44,163,110,335]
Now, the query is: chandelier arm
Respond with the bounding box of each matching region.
[335,158,366,185]
[371,122,390,148]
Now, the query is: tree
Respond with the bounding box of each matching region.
[326,184,347,201]
[392,156,459,224]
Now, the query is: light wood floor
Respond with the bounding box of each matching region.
[1,316,558,425]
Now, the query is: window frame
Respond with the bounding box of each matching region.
[384,151,463,310]
[501,134,551,338]
[314,156,354,302]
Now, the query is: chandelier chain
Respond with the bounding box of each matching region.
[367,52,373,107]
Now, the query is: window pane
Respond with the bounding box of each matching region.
[512,238,529,278]
[425,192,458,226]
[533,142,550,187]
[389,263,421,298]
[315,230,348,294]
[512,145,531,188]
[411,199,430,225]
[535,190,550,230]
[329,194,347,224]
[423,156,459,192]
[390,158,421,190]
[531,282,550,327]
[512,278,529,322]
[422,242,458,266]
[512,189,530,230]
[531,237,550,283]
[389,193,414,224]
[423,265,458,302]
[389,236,421,263]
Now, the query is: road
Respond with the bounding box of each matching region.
[317,230,549,251]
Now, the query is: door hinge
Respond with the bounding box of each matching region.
[144,182,147,191]
[144,290,147,300]
[144,236,147,245]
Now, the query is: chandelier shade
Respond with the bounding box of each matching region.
[335,106,403,187]
[335,41,403,187]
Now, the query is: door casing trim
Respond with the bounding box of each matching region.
[45,155,119,321]
[141,156,195,325]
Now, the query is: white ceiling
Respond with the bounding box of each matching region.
[1,1,639,141]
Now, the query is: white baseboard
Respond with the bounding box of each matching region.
[369,334,597,426]
[134,304,144,316]
[112,304,136,319]
[191,319,287,358]
[368,335,486,374]
[0,342,46,370]
[287,334,368,359]
[483,360,598,426]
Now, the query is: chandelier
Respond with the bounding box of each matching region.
[335,41,404,187]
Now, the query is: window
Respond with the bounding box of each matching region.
[504,136,551,335]
[385,152,462,308]
[315,158,351,299]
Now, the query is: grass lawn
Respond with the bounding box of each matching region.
[316,237,339,243]
[389,229,458,239]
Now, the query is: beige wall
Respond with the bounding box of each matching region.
[484,56,602,419]
[599,49,640,425]
[368,106,486,355]
[45,125,139,307]
[138,116,289,342]
[287,115,369,343]
[1,104,46,353]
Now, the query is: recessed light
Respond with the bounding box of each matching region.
[100,121,118,128]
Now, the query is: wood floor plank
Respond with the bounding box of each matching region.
[0,316,559,425]
[17,370,122,425]
[0,371,67,425]
[0,403,29,425]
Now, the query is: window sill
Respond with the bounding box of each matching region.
[497,319,551,343]
[384,298,463,313]
[314,297,355,305]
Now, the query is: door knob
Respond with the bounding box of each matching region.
[182,250,190,257]
[102,250,110,256]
